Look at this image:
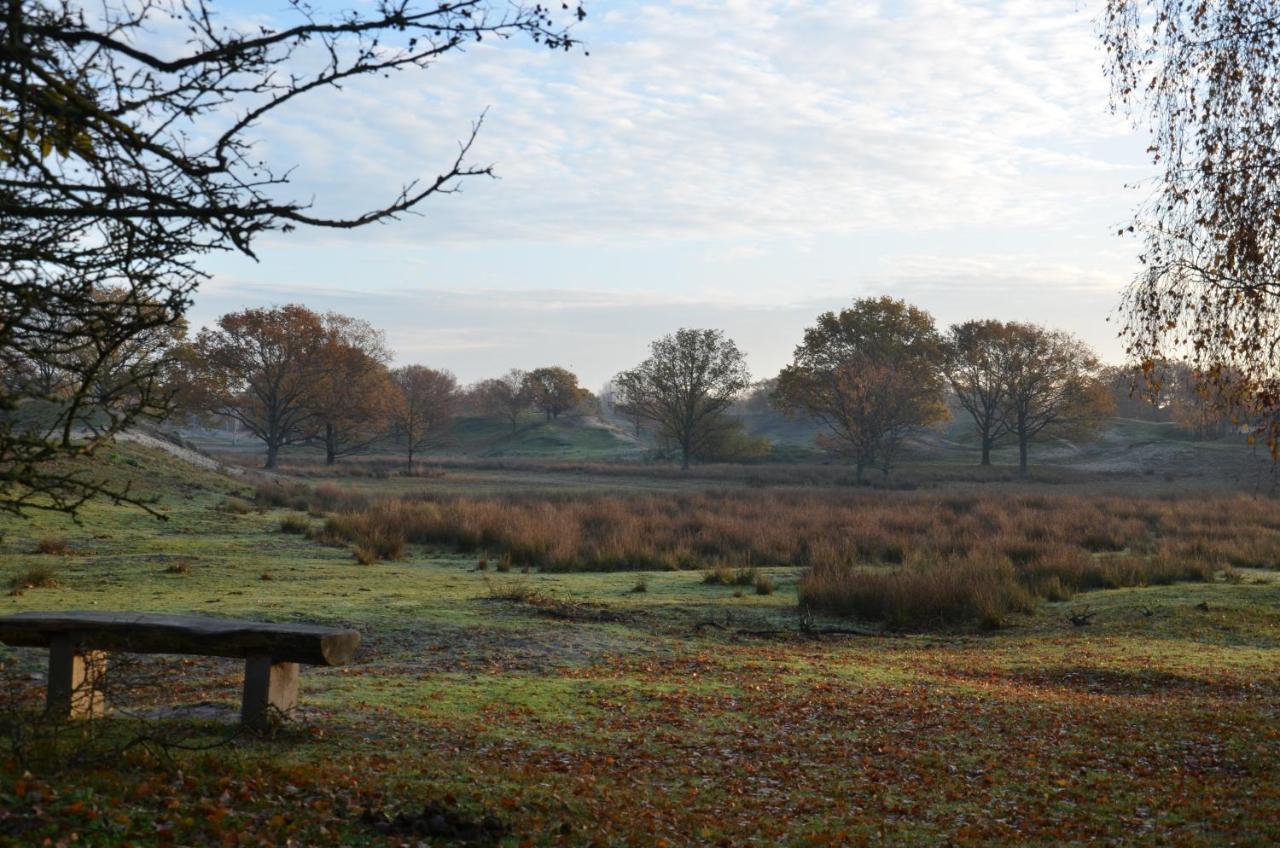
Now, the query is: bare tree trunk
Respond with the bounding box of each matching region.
[264,442,279,470]
[980,437,992,466]
[325,423,337,466]
[1018,433,1029,473]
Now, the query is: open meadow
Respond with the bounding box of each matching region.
[11,2,1280,845]
[0,437,1278,846]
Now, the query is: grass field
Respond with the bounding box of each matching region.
[0,441,1278,845]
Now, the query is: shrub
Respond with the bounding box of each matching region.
[485,577,547,605]
[163,560,192,575]
[279,514,311,534]
[799,557,1037,630]
[703,565,757,587]
[703,565,734,585]
[323,512,406,563]
[631,574,649,593]
[754,573,775,595]
[218,497,254,515]
[33,537,69,555]
[11,562,58,590]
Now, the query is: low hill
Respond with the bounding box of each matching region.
[173,409,1272,483]
[450,414,642,459]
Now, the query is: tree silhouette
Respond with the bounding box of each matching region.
[1,0,585,512]
[614,328,751,470]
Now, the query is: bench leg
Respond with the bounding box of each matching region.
[47,636,107,720]
[241,655,299,729]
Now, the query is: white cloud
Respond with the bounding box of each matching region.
[246,0,1149,246]
[190,0,1151,382]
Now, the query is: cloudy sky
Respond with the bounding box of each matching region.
[194,0,1154,388]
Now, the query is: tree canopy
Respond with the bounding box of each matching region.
[1103,0,1280,452]
[1,0,585,513]
[774,297,948,481]
[614,328,751,469]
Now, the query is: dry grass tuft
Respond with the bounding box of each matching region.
[11,562,58,590]
[218,496,255,515]
[278,514,311,534]
[33,536,69,556]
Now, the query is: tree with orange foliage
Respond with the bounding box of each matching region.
[774,297,948,482]
[525,367,587,420]
[190,305,329,469]
[310,315,392,465]
[387,366,457,472]
[1001,324,1113,472]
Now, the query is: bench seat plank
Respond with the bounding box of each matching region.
[0,611,360,666]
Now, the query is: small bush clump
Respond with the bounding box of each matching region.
[631,575,649,593]
[163,560,192,575]
[485,577,546,605]
[755,573,775,595]
[279,514,311,534]
[11,562,58,591]
[33,536,69,555]
[703,566,757,587]
[218,497,254,515]
[799,556,1036,631]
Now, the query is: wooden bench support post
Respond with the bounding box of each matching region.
[47,635,107,720]
[241,654,299,729]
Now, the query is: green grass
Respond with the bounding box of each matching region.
[0,441,1277,845]
[451,415,637,459]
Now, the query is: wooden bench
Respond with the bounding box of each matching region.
[0,611,360,729]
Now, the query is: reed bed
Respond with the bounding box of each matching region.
[257,480,1275,626]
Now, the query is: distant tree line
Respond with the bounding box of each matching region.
[171,305,602,470]
[8,296,1233,477]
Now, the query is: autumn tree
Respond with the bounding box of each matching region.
[310,315,392,465]
[387,366,457,471]
[1099,363,1171,422]
[613,328,751,469]
[76,294,189,423]
[189,305,329,470]
[525,367,587,420]
[1164,362,1232,439]
[1001,324,1114,472]
[943,320,1012,465]
[774,297,948,482]
[1,0,585,514]
[472,369,531,433]
[1102,2,1280,453]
